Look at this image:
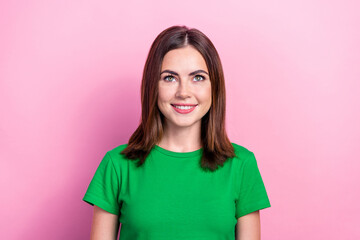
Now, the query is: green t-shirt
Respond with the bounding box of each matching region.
[83,142,271,239]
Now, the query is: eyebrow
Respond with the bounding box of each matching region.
[160,69,209,76]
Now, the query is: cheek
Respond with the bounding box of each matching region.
[197,86,212,102]
[158,86,171,103]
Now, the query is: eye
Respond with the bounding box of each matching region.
[194,74,206,82]
[163,75,176,82]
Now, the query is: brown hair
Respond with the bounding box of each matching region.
[121,25,235,171]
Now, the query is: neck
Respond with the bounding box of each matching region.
[157,121,202,152]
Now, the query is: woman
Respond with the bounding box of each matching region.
[83,25,271,240]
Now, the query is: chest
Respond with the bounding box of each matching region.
[118,158,238,238]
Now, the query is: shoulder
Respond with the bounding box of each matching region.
[103,143,129,164]
[107,143,129,155]
[230,142,254,163]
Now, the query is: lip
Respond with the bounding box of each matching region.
[171,103,198,106]
[171,104,197,114]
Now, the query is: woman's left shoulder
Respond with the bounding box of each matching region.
[230,142,255,162]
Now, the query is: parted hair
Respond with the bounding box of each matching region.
[120,25,235,171]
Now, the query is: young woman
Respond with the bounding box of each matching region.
[83,25,271,240]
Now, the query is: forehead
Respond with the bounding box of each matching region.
[161,45,208,71]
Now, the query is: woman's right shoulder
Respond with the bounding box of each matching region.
[103,143,130,164]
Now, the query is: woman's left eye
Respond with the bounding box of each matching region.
[194,75,205,81]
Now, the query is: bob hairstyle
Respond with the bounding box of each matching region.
[121,25,235,171]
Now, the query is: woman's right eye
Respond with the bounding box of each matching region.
[164,75,175,82]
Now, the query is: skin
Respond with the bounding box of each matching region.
[157,45,212,152]
[89,45,261,239]
[236,211,261,240]
[90,205,120,240]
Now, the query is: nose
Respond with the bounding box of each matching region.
[175,80,191,99]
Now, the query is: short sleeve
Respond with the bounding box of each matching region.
[82,152,121,215]
[235,151,271,218]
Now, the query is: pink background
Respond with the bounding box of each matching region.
[1,0,359,239]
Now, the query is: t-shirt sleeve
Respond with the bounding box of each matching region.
[82,152,121,215]
[235,151,271,218]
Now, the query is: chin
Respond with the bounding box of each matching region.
[172,119,201,127]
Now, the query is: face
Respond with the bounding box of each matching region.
[157,45,212,130]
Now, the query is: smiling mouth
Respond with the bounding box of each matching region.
[171,104,198,109]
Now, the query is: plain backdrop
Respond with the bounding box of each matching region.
[1,0,359,239]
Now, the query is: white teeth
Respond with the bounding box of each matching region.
[174,105,195,110]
